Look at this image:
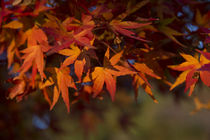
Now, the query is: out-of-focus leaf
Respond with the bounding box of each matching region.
[159,26,186,48]
[196,10,210,28]
[110,20,151,42]
[3,20,23,29]
[117,0,150,20]
[8,76,26,99]
[133,74,158,103]
[192,97,210,114]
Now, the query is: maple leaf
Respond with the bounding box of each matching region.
[92,48,135,101]
[3,20,23,29]
[33,0,52,16]
[18,26,51,80]
[74,58,86,82]
[191,97,210,114]
[92,67,116,101]
[7,39,16,68]
[44,13,95,55]
[195,10,210,28]
[133,63,161,80]
[25,26,50,48]
[7,74,33,102]
[72,28,95,49]
[38,77,54,105]
[58,44,81,67]
[116,0,150,20]
[131,62,160,102]
[110,20,151,42]
[50,67,76,112]
[59,44,87,82]
[59,37,97,82]
[169,52,210,95]
[158,26,186,48]
[7,30,27,68]
[19,45,45,79]
[63,14,95,31]
[39,77,54,89]
[8,76,26,99]
[133,74,158,103]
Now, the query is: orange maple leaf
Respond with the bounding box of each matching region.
[59,44,81,67]
[59,38,96,82]
[74,58,86,82]
[7,39,16,68]
[33,0,52,16]
[39,77,54,106]
[133,74,158,103]
[131,62,160,102]
[169,53,210,95]
[7,31,27,68]
[59,44,85,82]
[8,76,26,99]
[92,48,135,101]
[19,26,51,80]
[50,67,76,112]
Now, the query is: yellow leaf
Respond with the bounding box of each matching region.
[133,63,161,79]
[133,74,158,103]
[39,77,54,89]
[170,70,189,90]
[159,26,186,48]
[59,45,81,67]
[3,20,23,29]
[7,39,16,68]
[180,53,199,64]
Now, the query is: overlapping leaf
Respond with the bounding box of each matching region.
[132,62,161,102]
[110,20,151,42]
[44,14,95,55]
[58,44,81,67]
[18,26,51,80]
[92,48,135,101]
[3,20,23,29]
[169,52,210,95]
[50,67,76,112]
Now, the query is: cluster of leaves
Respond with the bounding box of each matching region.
[0,0,209,112]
